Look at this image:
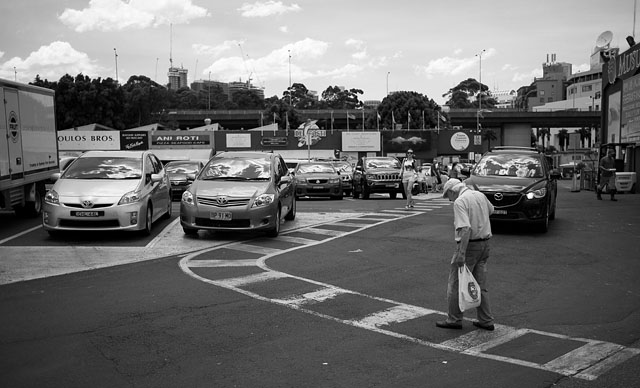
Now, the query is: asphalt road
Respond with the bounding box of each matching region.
[1,184,639,388]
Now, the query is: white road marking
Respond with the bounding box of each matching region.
[179,202,640,381]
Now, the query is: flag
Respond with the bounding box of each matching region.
[392,111,396,131]
[408,111,411,130]
[377,111,381,121]
[331,111,334,132]
[438,111,447,122]
[376,111,381,131]
[286,111,290,130]
[347,113,356,120]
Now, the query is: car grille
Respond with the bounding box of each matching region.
[483,192,522,207]
[197,195,251,207]
[63,203,113,209]
[195,217,251,228]
[59,219,120,228]
[306,178,328,184]
[371,173,400,180]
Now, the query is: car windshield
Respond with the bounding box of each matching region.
[297,163,335,174]
[366,158,400,169]
[62,157,142,179]
[201,157,271,180]
[333,162,352,173]
[165,161,200,174]
[473,154,543,178]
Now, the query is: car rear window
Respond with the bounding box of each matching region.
[63,157,143,179]
[202,157,271,179]
[473,154,543,178]
[165,162,200,174]
[366,158,400,169]
[297,163,335,174]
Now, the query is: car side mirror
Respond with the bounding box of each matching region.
[550,169,562,179]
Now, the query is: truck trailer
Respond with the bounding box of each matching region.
[1,79,59,217]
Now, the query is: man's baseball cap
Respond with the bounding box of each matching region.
[442,178,462,198]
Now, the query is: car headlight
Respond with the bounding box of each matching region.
[366,173,376,180]
[44,189,59,205]
[525,186,547,199]
[252,193,275,208]
[329,178,340,183]
[182,190,195,205]
[119,190,142,205]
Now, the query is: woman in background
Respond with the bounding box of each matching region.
[401,149,418,208]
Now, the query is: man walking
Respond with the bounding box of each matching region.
[597,148,617,201]
[436,179,496,331]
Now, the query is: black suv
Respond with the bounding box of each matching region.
[463,147,561,232]
[352,156,404,199]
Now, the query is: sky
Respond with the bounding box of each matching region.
[0,0,637,105]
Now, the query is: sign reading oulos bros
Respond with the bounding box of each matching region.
[57,131,120,151]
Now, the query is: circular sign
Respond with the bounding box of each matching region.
[450,132,470,151]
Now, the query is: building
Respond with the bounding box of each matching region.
[168,66,188,90]
[191,80,230,100]
[228,81,265,101]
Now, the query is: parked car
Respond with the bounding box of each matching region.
[331,161,354,196]
[180,151,296,237]
[165,160,205,200]
[464,146,561,232]
[352,156,404,199]
[293,161,343,199]
[42,150,172,236]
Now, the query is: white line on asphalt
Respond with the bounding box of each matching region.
[0,225,41,245]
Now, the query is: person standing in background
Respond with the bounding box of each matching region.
[401,149,418,209]
[597,148,617,201]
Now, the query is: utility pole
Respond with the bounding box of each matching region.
[475,49,486,133]
[288,50,292,106]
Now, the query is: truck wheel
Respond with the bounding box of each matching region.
[15,185,44,217]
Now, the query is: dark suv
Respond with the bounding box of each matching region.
[352,156,404,199]
[464,147,561,232]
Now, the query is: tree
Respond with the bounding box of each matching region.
[558,129,569,151]
[321,86,364,109]
[443,78,498,109]
[576,127,591,148]
[375,91,440,130]
[282,82,318,109]
[482,128,497,150]
[121,75,169,128]
[231,89,265,109]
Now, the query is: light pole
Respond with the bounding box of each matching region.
[288,49,292,106]
[208,71,211,110]
[475,49,486,132]
[113,48,119,83]
[386,71,390,96]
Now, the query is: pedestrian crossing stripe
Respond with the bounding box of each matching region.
[179,204,639,381]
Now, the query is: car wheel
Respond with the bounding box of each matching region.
[549,200,556,221]
[536,206,549,233]
[47,230,62,238]
[284,196,296,221]
[140,204,153,236]
[183,227,198,236]
[267,207,281,237]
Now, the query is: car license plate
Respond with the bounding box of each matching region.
[386,183,399,188]
[71,210,104,217]
[494,210,507,215]
[313,186,324,189]
[210,211,232,221]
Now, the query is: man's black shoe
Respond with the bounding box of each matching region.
[611,198,618,201]
[435,320,462,330]
[472,321,495,331]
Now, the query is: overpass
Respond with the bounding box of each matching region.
[163,108,601,132]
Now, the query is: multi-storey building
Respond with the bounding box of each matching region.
[168,66,188,90]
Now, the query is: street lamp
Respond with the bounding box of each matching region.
[288,50,292,106]
[113,48,119,84]
[208,71,211,110]
[386,71,390,96]
[475,49,486,133]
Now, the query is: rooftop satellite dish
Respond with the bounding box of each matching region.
[596,31,613,48]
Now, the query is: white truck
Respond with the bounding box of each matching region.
[1,79,59,217]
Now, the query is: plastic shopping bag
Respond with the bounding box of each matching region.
[458,265,481,312]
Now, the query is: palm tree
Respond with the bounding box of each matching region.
[558,129,569,151]
[482,129,497,151]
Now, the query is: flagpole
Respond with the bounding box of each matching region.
[362,110,365,131]
[331,111,334,133]
[422,110,425,130]
[346,112,349,131]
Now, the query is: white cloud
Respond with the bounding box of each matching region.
[238,1,301,18]
[512,68,542,83]
[279,26,288,33]
[59,0,208,32]
[203,38,329,82]
[415,48,496,79]
[193,40,244,58]
[0,41,104,82]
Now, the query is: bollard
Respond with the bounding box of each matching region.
[571,171,580,192]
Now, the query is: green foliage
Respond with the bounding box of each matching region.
[375,91,441,130]
[443,78,498,109]
[321,86,364,109]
